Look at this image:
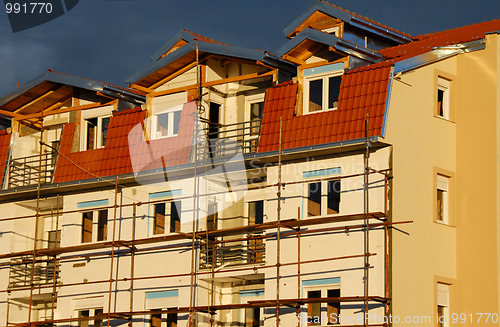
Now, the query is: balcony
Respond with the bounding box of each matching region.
[7,151,57,188]
[203,119,261,158]
[200,238,265,269]
[8,256,60,289]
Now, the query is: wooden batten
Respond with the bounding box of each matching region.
[130,84,154,94]
[150,70,276,98]
[17,100,117,121]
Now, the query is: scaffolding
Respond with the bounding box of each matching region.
[0,52,411,327]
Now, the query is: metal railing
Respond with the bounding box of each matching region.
[8,151,57,188]
[203,119,261,159]
[8,256,60,289]
[200,237,265,269]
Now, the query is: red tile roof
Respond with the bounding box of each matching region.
[380,19,500,61]
[0,130,11,184]
[258,63,391,152]
[53,103,196,183]
[128,102,196,173]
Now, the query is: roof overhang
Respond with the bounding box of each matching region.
[128,41,277,87]
[0,70,145,118]
[394,39,486,74]
[282,0,412,44]
[150,29,202,62]
[277,28,383,64]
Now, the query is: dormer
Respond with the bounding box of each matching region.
[284,0,412,47]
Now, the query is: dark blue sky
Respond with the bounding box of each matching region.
[1,0,499,96]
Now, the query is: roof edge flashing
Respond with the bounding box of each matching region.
[282,0,353,38]
[394,39,486,74]
[349,16,413,44]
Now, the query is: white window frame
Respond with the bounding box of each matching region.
[245,93,265,122]
[321,26,339,36]
[303,283,341,326]
[152,200,182,235]
[81,107,112,151]
[437,77,450,120]
[74,307,104,327]
[437,175,449,224]
[304,69,343,114]
[307,179,341,217]
[437,283,450,327]
[81,209,109,243]
[152,106,182,140]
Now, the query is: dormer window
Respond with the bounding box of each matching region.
[304,65,343,114]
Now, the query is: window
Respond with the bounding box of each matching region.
[437,175,449,224]
[154,201,181,235]
[437,283,449,327]
[245,94,265,153]
[308,180,341,217]
[248,201,264,225]
[307,288,340,326]
[84,116,110,150]
[47,230,61,249]
[245,307,260,327]
[82,212,93,243]
[81,210,109,243]
[97,210,108,241]
[154,109,182,139]
[437,77,450,119]
[326,289,340,325]
[150,310,178,327]
[307,290,321,326]
[304,73,342,113]
[250,101,264,135]
[77,308,103,327]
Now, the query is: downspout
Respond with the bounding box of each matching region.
[2,133,15,189]
[381,67,394,138]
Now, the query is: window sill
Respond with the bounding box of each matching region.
[434,220,455,228]
[304,107,338,115]
[152,134,178,140]
[433,115,455,123]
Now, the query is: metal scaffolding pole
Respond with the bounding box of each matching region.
[51,194,60,321]
[364,106,370,326]
[27,108,44,324]
[276,116,282,327]
[129,203,136,327]
[107,177,119,327]
[188,40,201,327]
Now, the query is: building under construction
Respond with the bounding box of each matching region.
[1,1,500,326]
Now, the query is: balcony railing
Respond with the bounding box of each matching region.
[8,256,60,289]
[203,119,260,158]
[8,151,57,188]
[200,237,265,269]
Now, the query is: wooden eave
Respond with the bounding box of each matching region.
[132,51,198,89]
[132,53,267,91]
[287,10,343,38]
[158,39,189,61]
[1,83,75,117]
[281,38,332,64]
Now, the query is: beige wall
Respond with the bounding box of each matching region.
[385,34,499,324]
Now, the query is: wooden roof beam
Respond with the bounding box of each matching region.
[151,69,276,98]
[17,100,117,121]
[281,54,306,66]
[0,109,21,119]
[129,84,154,94]
[13,85,71,114]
